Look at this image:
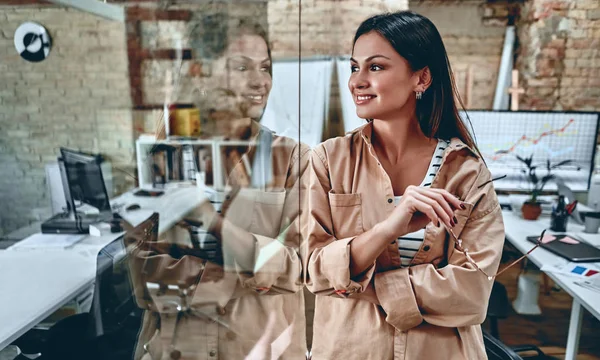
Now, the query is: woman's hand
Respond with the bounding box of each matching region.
[380,186,464,238]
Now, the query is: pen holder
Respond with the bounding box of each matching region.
[550,212,568,232]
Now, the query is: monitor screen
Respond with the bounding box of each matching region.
[60,147,111,215]
[460,111,600,192]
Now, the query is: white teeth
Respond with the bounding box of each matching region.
[357,95,374,101]
[246,95,262,101]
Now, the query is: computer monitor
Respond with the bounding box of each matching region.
[60,147,112,217]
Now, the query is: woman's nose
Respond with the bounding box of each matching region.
[247,69,268,89]
[349,71,369,91]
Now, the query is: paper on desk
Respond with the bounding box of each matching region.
[574,274,600,293]
[9,233,86,250]
[541,259,600,278]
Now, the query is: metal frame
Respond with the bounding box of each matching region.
[46,0,124,22]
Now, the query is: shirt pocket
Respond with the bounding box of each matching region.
[328,191,364,239]
[249,189,287,238]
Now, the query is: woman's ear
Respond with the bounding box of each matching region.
[416,66,432,92]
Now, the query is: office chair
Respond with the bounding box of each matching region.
[123,212,226,360]
[484,330,524,360]
[9,237,142,360]
[486,281,548,360]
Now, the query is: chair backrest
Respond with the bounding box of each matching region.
[122,212,161,311]
[88,233,140,337]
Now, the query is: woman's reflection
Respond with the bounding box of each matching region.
[127,18,309,360]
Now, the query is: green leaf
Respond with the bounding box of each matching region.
[551,160,575,169]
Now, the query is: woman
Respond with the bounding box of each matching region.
[127,18,309,360]
[306,11,504,360]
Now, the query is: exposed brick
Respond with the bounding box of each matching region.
[589,9,600,20]
[0,5,133,234]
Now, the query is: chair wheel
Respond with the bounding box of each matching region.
[170,349,181,360]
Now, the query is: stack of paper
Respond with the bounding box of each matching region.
[541,260,600,278]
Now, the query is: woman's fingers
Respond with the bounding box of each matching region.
[410,191,453,228]
[404,196,439,227]
[410,187,463,224]
[409,187,454,224]
[429,188,465,210]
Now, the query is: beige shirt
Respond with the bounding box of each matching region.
[306,122,505,360]
[126,124,310,360]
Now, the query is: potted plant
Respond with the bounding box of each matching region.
[515,154,578,220]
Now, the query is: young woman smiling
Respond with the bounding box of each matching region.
[306,11,505,360]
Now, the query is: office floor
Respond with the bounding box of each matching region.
[488,249,600,360]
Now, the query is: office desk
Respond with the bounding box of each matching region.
[502,210,600,360]
[0,186,207,351]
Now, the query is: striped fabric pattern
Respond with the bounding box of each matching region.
[394,139,450,267]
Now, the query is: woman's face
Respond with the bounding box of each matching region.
[349,31,420,121]
[221,33,272,120]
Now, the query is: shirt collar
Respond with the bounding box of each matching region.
[351,120,478,157]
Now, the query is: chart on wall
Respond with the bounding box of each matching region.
[460,111,600,192]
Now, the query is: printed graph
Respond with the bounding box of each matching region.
[459,111,600,192]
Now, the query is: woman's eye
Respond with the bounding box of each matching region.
[370,64,383,71]
[236,66,247,71]
[260,66,270,72]
[350,65,359,73]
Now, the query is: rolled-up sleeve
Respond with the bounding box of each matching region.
[374,164,505,331]
[305,147,375,297]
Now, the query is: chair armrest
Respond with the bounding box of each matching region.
[483,330,524,360]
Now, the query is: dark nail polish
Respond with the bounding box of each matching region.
[450,219,455,227]
[460,204,466,210]
[453,216,458,224]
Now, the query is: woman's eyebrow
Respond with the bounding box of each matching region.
[228,55,270,63]
[349,54,391,63]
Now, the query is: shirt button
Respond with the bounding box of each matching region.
[423,245,431,251]
[216,306,226,315]
[210,350,217,357]
[387,198,393,204]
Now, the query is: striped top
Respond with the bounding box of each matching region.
[394,139,450,267]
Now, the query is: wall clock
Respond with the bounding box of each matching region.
[14,22,52,63]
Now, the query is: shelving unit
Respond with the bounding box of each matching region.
[136,136,257,191]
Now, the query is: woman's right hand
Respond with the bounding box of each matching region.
[380,186,464,238]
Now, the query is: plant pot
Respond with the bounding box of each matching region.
[522,202,542,220]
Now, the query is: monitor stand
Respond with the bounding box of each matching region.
[41,212,112,234]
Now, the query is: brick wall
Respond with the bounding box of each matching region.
[0,5,133,235]
[410,0,509,110]
[517,0,600,111]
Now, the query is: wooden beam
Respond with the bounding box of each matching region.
[126,6,192,21]
[126,16,144,107]
[139,49,193,60]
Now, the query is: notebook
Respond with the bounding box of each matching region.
[526,234,600,263]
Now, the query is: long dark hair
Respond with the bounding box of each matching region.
[353,11,480,156]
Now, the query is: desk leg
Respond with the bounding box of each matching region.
[565,299,583,360]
